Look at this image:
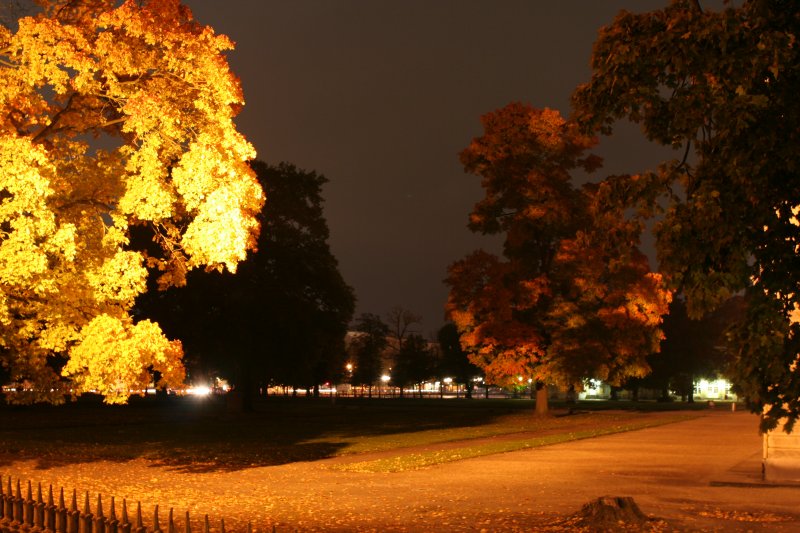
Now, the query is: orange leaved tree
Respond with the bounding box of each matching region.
[445,103,670,415]
[0,0,263,403]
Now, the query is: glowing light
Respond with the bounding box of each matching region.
[187,385,212,396]
[381,374,391,383]
[443,377,453,384]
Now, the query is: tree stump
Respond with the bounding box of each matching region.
[577,496,649,528]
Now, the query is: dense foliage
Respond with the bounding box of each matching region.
[572,0,800,430]
[437,322,482,398]
[349,313,390,394]
[446,103,670,412]
[139,161,354,406]
[0,0,262,403]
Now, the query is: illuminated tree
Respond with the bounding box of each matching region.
[0,0,263,403]
[446,103,670,415]
[572,0,800,430]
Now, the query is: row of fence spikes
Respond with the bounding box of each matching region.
[2,477,254,533]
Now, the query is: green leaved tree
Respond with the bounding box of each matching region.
[572,0,800,431]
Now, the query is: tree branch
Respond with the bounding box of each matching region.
[677,139,692,171]
[56,197,115,213]
[99,116,128,128]
[31,92,77,142]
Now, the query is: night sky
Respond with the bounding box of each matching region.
[184,0,677,335]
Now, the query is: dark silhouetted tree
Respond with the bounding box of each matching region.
[138,161,354,408]
[349,313,390,397]
[391,334,434,398]
[638,295,746,402]
[386,306,422,352]
[572,0,800,430]
[437,323,482,398]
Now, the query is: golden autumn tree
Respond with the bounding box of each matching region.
[0,0,264,403]
[445,103,671,414]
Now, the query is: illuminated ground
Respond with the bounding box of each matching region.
[1,406,798,531]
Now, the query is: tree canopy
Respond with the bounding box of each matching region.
[0,0,262,403]
[436,322,481,398]
[139,161,355,404]
[572,0,800,430]
[445,103,671,411]
[391,333,434,398]
[349,313,390,394]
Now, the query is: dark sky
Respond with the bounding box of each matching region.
[184,0,676,335]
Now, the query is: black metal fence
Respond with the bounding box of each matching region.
[0,477,250,533]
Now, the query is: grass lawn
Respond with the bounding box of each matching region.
[0,395,709,472]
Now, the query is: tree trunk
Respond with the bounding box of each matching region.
[465,382,473,399]
[535,381,549,416]
[687,374,695,403]
[232,364,255,413]
[566,385,577,410]
[660,383,671,402]
[578,496,648,528]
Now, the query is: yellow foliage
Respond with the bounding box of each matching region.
[0,0,263,403]
[63,314,185,404]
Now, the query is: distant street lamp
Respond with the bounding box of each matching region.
[380,374,391,399]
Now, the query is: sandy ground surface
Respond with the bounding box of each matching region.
[2,410,799,531]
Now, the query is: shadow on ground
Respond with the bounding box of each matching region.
[0,395,517,473]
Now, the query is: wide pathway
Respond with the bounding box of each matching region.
[4,410,800,531]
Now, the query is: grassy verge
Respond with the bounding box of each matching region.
[0,397,706,471]
[331,413,698,473]
[301,410,665,455]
